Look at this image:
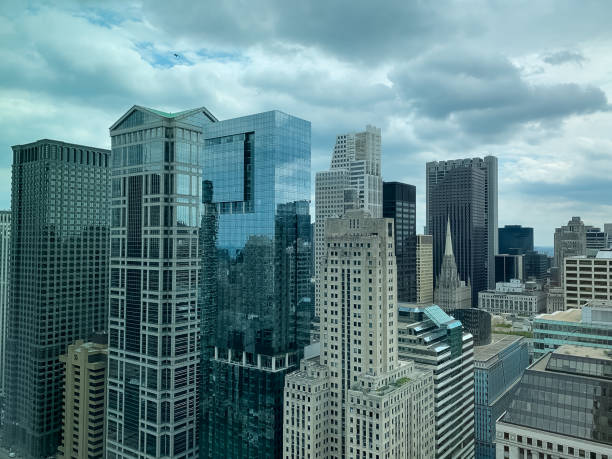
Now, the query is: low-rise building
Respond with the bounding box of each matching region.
[545,285,565,313]
[473,335,529,459]
[478,279,545,317]
[565,250,612,309]
[532,304,612,360]
[398,304,475,459]
[496,345,612,459]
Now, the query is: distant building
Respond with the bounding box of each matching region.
[545,286,565,313]
[553,216,587,280]
[314,126,382,316]
[426,156,498,296]
[58,339,107,459]
[496,345,612,458]
[6,139,110,458]
[383,181,416,302]
[498,225,533,254]
[416,234,434,304]
[523,250,549,282]
[532,304,612,360]
[565,250,612,308]
[451,308,492,346]
[495,254,524,283]
[474,335,529,459]
[398,304,475,459]
[434,220,472,311]
[586,226,607,256]
[284,211,435,459]
[0,210,9,394]
[478,279,545,317]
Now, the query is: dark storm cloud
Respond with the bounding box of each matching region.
[542,50,587,66]
[389,48,608,138]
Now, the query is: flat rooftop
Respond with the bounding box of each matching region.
[536,309,582,322]
[473,334,523,362]
[555,344,612,360]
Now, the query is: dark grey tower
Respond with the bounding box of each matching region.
[426,156,498,306]
[6,140,110,458]
[383,181,416,302]
[106,106,216,458]
[427,164,488,306]
[499,224,534,254]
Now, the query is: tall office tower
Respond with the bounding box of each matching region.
[284,210,435,459]
[199,111,311,459]
[496,345,612,458]
[416,234,434,304]
[398,304,475,459]
[0,210,9,394]
[473,335,529,459]
[434,220,472,311]
[553,216,587,276]
[498,225,533,254]
[58,338,107,459]
[5,140,109,458]
[106,106,214,458]
[383,181,417,302]
[426,156,498,292]
[426,158,494,305]
[314,125,382,315]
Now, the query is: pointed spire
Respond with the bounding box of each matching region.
[444,217,454,257]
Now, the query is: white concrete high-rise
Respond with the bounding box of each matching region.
[0,210,9,394]
[314,126,382,316]
[416,234,434,305]
[284,210,435,459]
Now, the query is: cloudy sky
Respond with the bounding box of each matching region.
[2,0,612,245]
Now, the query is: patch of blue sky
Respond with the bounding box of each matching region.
[135,42,194,68]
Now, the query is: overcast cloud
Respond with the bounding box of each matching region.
[2,0,612,245]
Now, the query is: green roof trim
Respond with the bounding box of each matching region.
[144,107,195,118]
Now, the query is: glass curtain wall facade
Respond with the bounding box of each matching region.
[199,111,311,459]
[106,106,216,459]
[383,181,416,302]
[0,210,9,395]
[6,140,110,458]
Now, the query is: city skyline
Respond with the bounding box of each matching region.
[2,1,612,245]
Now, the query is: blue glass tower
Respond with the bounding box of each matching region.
[199,111,311,458]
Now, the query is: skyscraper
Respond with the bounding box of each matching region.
[0,210,9,394]
[106,106,214,458]
[284,210,435,458]
[58,337,107,459]
[498,225,533,254]
[6,140,110,458]
[426,156,498,297]
[434,219,472,311]
[553,216,587,278]
[383,181,417,302]
[314,125,382,315]
[416,234,434,304]
[398,304,475,458]
[199,111,311,458]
